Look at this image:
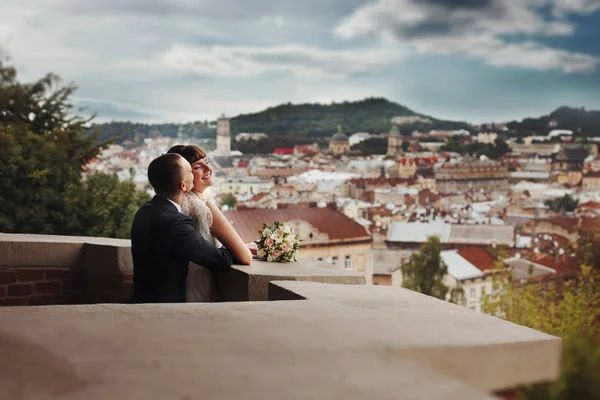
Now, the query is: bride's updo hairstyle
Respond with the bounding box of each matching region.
[167,144,207,165]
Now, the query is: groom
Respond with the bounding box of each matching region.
[128,153,234,303]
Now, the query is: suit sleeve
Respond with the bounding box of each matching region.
[168,214,234,271]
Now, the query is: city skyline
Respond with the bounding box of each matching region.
[1,0,599,124]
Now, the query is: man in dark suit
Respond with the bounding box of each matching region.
[128,153,234,303]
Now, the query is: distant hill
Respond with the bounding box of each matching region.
[230,97,472,137]
[89,97,472,144]
[507,106,600,137]
[90,120,215,145]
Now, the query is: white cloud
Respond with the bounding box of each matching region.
[552,0,600,17]
[334,0,599,73]
[158,44,406,79]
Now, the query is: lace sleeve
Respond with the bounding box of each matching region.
[182,193,214,241]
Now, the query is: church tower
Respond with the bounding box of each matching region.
[216,114,231,155]
[387,124,402,156]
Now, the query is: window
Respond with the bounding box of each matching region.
[469,288,476,302]
[344,256,352,270]
[332,256,338,266]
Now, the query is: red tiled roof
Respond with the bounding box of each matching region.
[584,170,600,178]
[580,201,600,210]
[273,148,294,155]
[347,177,416,187]
[530,254,579,276]
[249,193,270,202]
[237,161,249,168]
[529,217,580,233]
[580,217,600,231]
[223,208,371,244]
[294,145,316,154]
[456,247,497,271]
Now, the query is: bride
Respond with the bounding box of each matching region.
[168,144,252,302]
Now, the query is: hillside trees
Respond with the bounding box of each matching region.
[0,59,149,237]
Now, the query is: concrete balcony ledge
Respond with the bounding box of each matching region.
[269,281,561,393]
[0,233,364,304]
[0,234,561,398]
[0,281,560,399]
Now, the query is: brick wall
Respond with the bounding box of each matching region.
[0,267,132,306]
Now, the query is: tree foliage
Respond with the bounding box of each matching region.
[63,172,150,238]
[401,236,449,300]
[545,195,579,214]
[0,59,148,237]
[0,59,106,233]
[578,229,600,272]
[482,265,600,399]
[351,137,388,155]
[91,120,215,145]
[230,98,472,137]
[441,137,511,159]
[233,135,313,154]
[507,106,600,137]
[219,194,237,209]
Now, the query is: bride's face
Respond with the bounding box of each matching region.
[191,157,213,192]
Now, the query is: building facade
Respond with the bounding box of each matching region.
[583,171,600,191]
[223,207,374,283]
[435,160,509,194]
[219,177,273,196]
[387,125,403,156]
[217,115,231,155]
[329,128,350,155]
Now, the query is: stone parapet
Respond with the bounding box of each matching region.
[0,233,561,398]
[0,234,363,305]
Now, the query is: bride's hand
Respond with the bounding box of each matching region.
[247,242,258,256]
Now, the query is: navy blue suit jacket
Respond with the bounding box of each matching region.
[128,196,234,303]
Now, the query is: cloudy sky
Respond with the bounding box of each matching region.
[1,0,599,124]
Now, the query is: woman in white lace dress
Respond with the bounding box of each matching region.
[168,145,252,302]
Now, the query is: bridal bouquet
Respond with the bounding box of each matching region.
[255,221,300,263]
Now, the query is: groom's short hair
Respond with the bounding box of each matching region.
[148,153,184,197]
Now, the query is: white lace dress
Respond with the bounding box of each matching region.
[181,192,221,302]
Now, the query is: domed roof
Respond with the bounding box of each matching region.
[331,132,349,142]
[389,124,401,137]
[331,125,348,142]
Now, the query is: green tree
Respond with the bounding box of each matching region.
[401,236,449,300]
[0,59,107,233]
[545,195,579,213]
[351,137,387,155]
[219,194,237,209]
[401,140,410,152]
[64,172,151,239]
[0,59,154,239]
[578,229,600,272]
[482,265,600,399]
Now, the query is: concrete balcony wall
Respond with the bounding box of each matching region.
[0,233,364,306]
[0,233,561,399]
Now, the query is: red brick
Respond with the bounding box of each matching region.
[35,281,62,295]
[27,295,55,306]
[0,270,16,285]
[0,297,27,306]
[0,286,6,298]
[17,269,45,282]
[45,269,72,280]
[8,283,33,297]
[62,279,81,293]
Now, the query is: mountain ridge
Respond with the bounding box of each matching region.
[90,99,600,144]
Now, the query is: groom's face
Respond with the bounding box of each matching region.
[179,157,194,193]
